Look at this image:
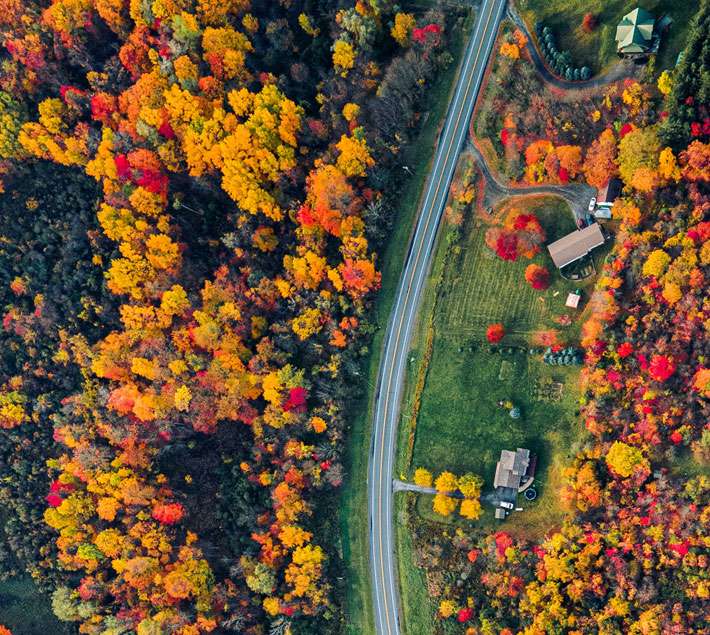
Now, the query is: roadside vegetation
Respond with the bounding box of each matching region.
[340,7,474,634]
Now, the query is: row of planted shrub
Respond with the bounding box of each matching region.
[535,22,593,82]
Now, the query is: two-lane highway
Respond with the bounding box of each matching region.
[368,1,507,633]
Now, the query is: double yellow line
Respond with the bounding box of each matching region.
[373,1,501,633]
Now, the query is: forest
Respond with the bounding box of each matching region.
[0,0,459,633]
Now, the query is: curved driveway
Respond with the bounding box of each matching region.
[368,2,507,633]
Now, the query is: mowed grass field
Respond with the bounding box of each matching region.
[408,196,599,537]
[438,197,596,340]
[518,0,699,72]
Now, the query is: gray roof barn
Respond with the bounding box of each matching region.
[547,223,605,269]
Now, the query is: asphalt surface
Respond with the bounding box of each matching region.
[367,2,507,634]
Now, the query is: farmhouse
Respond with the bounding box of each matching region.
[493,447,536,507]
[547,223,605,270]
[615,8,657,57]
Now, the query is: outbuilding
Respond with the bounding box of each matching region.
[615,8,656,57]
[547,223,606,270]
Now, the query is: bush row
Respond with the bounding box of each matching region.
[535,22,592,82]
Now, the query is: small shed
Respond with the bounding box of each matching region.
[593,207,613,220]
[616,8,655,56]
[547,223,605,269]
[565,291,581,309]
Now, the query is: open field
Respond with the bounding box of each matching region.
[439,196,605,339]
[405,196,601,531]
[517,0,699,72]
[338,10,474,634]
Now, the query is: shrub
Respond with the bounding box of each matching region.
[582,13,597,33]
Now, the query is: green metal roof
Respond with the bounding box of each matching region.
[615,7,655,53]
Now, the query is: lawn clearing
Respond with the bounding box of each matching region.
[517,0,699,72]
[406,196,597,537]
[440,196,602,340]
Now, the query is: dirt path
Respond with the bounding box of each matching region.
[469,141,595,220]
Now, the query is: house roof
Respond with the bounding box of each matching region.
[512,448,530,476]
[494,461,520,489]
[547,223,605,269]
[598,177,623,204]
[494,448,530,489]
[616,7,655,53]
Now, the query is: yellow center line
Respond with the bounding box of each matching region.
[374,1,500,632]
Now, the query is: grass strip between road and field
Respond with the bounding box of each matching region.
[339,10,475,635]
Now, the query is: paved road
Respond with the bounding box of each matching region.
[368,2,507,634]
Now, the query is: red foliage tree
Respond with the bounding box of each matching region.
[457,607,474,622]
[152,502,185,525]
[485,211,546,262]
[648,355,676,382]
[486,323,505,343]
[524,264,550,290]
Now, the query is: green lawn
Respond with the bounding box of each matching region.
[338,10,475,635]
[517,0,699,72]
[403,197,598,536]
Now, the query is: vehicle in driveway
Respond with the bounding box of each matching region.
[588,196,597,212]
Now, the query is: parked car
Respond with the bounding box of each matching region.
[588,197,597,212]
[499,501,514,510]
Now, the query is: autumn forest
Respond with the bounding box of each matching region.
[0,0,707,634]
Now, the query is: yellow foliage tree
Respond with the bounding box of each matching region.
[413,468,432,488]
[391,12,415,46]
[658,147,681,182]
[657,70,673,96]
[432,493,458,517]
[642,249,671,278]
[336,131,374,177]
[332,39,356,74]
[459,498,482,520]
[434,471,458,493]
[605,441,649,478]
